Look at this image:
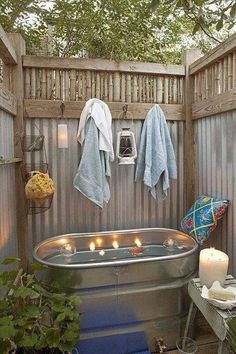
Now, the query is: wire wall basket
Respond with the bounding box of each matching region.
[22,135,45,152]
[21,162,49,182]
[27,194,54,215]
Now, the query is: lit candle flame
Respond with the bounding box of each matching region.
[60,243,76,257]
[135,238,142,247]
[99,250,105,256]
[112,240,119,249]
[64,243,72,251]
[89,242,96,252]
[96,238,102,247]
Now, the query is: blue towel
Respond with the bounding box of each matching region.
[73,117,111,208]
[135,105,177,200]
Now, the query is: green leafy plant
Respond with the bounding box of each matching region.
[0,258,80,354]
[0,0,235,62]
[227,317,236,352]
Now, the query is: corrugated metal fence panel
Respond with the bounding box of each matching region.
[0,110,18,264]
[194,110,236,275]
[26,119,185,248]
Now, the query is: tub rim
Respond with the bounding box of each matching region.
[33,227,199,269]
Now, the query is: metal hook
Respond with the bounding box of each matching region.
[122,104,128,119]
[60,101,65,117]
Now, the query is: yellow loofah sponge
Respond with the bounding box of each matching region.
[25,171,55,205]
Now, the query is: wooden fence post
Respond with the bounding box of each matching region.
[7,33,28,270]
[182,49,202,211]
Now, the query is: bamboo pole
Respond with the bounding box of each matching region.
[178,77,183,104]
[164,77,169,103]
[113,72,120,101]
[121,73,126,102]
[145,75,149,102]
[126,74,131,102]
[31,68,36,99]
[96,72,100,99]
[77,71,82,100]
[173,77,177,104]
[64,70,69,101]
[153,76,157,103]
[41,68,46,99]
[91,71,96,98]
[233,51,236,89]
[55,70,60,100]
[197,72,202,101]
[24,68,30,99]
[108,73,113,101]
[138,75,142,102]
[82,71,86,100]
[100,72,104,100]
[223,57,228,93]
[46,69,52,99]
[104,72,108,101]
[70,69,76,100]
[36,69,41,99]
[133,75,138,102]
[86,71,92,100]
[228,53,233,90]
[157,77,163,103]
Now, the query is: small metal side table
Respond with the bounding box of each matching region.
[184,276,236,354]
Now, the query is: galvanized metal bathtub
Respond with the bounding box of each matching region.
[33,228,198,354]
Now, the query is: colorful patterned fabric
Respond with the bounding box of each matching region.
[180,194,229,245]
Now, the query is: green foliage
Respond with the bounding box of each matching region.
[0,261,80,354]
[227,317,236,351]
[0,0,235,63]
[152,0,236,36]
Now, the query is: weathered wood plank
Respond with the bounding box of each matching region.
[0,157,22,165]
[7,33,28,270]
[0,25,17,64]
[182,49,202,210]
[192,87,236,120]
[0,84,17,115]
[190,33,236,75]
[24,99,185,121]
[23,55,185,76]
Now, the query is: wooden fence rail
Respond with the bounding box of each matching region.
[190,33,236,119]
[23,55,185,105]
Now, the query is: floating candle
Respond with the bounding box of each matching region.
[112,240,119,249]
[128,246,144,255]
[96,238,102,247]
[199,248,229,288]
[135,238,142,247]
[60,243,76,257]
[89,242,96,252]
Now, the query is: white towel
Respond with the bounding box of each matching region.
[77,98,114,161]
[74,99,113,208]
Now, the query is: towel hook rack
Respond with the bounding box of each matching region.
[122,104,128,119]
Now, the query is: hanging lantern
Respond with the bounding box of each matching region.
[116,128,137,165]
[57,102,68,149]
[58,124,68,148]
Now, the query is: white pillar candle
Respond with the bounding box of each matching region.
[199,248,229,288]
[58,124,68,148]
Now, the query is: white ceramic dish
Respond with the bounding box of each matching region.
[201,281,236,310]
